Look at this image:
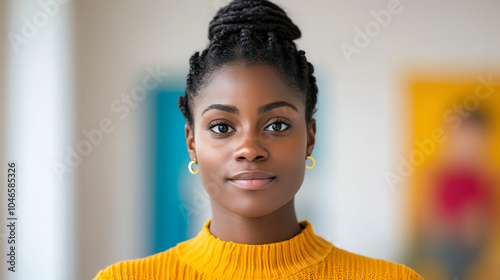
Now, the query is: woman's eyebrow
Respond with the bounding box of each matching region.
[201,101,298,117]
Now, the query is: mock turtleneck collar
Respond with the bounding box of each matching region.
[175,219,334,279]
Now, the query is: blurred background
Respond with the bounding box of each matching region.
[1,0,499,279]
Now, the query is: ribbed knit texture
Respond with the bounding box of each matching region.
[93,219,423,279]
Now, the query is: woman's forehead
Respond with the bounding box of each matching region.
[196,63,303,106]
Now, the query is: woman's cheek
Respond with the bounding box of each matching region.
[275,136,306,164]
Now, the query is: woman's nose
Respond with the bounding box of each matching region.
[233,129,268,162]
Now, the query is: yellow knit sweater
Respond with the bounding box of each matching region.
[93,219,423,279]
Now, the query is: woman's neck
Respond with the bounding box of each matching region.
[208,198,303,245]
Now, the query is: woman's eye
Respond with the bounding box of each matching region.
[265,121,290,132]
[210,123,234,135]
[209,120,291,136]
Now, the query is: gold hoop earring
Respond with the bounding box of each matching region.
[188,159,199,174]
[305,156,315,169]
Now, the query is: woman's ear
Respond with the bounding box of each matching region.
[185,123,197,160]
[306,118,316,157]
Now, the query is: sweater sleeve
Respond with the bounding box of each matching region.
[92,267,110,280]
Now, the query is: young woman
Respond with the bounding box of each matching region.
[94,0,423,279]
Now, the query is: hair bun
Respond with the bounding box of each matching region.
[208,0,301,41]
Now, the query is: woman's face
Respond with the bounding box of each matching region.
[185,62,316,218]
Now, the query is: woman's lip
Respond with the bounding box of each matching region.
[229,177,275,190]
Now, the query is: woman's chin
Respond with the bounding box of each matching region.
[216,193,291,218]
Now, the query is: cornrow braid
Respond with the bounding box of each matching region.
[178,0,318,131]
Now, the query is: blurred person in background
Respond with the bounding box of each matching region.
[408,105,499,279]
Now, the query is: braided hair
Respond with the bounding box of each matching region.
[178,0,318,133]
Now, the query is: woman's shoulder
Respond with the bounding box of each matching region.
[92,246,179,280]
[320,245,423,280]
